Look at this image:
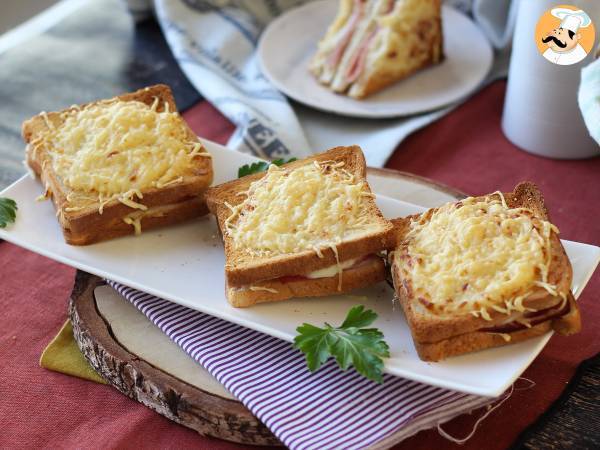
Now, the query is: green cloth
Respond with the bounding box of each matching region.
[40,320,106,384]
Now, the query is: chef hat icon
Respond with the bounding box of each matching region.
[551,8,592,33]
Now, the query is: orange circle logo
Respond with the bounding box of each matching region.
[535,5,595,65]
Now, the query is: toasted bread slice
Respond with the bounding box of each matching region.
[414,293,580,361]
[390,182,579,361]
[227,254,385,307]
[206,146,394,304]
[22,84,213,245]
[63,196,208,245]
[310,0,444,99]
[347,0,444,98]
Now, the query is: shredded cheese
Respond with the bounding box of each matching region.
[39,99,210,213]
[41,111,53,130]
[36,187,51,202]
[123,215,142,235]
[122,208,167,235]
[403,193,563,320]
[224,161,377,258]
[498,333,512,342]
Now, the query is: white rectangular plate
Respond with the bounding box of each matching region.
[1,140,598,397]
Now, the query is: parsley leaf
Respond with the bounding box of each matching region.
[0,197,17,228]
[294,305,390,383]
[238,161,269,178]
[237,157,297,178]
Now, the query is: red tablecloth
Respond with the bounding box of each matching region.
[1,81,598,449]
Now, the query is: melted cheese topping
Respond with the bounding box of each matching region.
[122,206,169,236]
[249,286,279,293]
[403,193,561,320]
[306,257,359,279]
[228,286,279,294]
[497,333,511,342]
[123,215,142,235]
[38,99,209,212]
[224,161,377,257]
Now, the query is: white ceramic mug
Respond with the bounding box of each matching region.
[502,0,599,159]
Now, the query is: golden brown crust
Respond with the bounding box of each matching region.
[414,320,553,362]
[391,182,579,356]
[63,196,208,246]
[551,292,581,336]
[206,146,395,287]
[350,46,444,99]
[22,84,213,245]
[226,255,385,308]
[414,293,580,361]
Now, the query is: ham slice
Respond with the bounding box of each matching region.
[344,0,395,84]
[327,0,365,70]
[344,0,394,83]
[276,254,380,284]
[481,299,571,333]
[385,0,395,14]
[345,27,378,84]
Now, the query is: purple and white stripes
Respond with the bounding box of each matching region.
[109,282,493,450]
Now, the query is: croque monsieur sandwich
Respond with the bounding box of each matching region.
[22,84,213,245]
[206,146,395,307]
[310,0,443,98]
[390,182,580,361]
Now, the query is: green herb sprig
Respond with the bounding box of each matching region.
[237,157,297,178]
[294,305,390,383]
[0,197,17,228]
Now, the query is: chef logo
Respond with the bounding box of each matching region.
[535,5,595,66]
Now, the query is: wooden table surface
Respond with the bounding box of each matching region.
[0,1,598,449]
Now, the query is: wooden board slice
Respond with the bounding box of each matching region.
[69,272,281,446]
[69,169,464,446]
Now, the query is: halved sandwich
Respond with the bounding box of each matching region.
[22,84,213,245]
[390,182,580,361]
[206,146,395,307]
[310,0,444,98]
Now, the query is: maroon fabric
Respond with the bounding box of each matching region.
[1,81,598,449]
[388,81,600,450]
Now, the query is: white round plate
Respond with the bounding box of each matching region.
[258,0,493,118]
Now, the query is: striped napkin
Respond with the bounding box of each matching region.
[109,281,494,449]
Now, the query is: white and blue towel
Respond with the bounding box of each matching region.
[127,0,518,166]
